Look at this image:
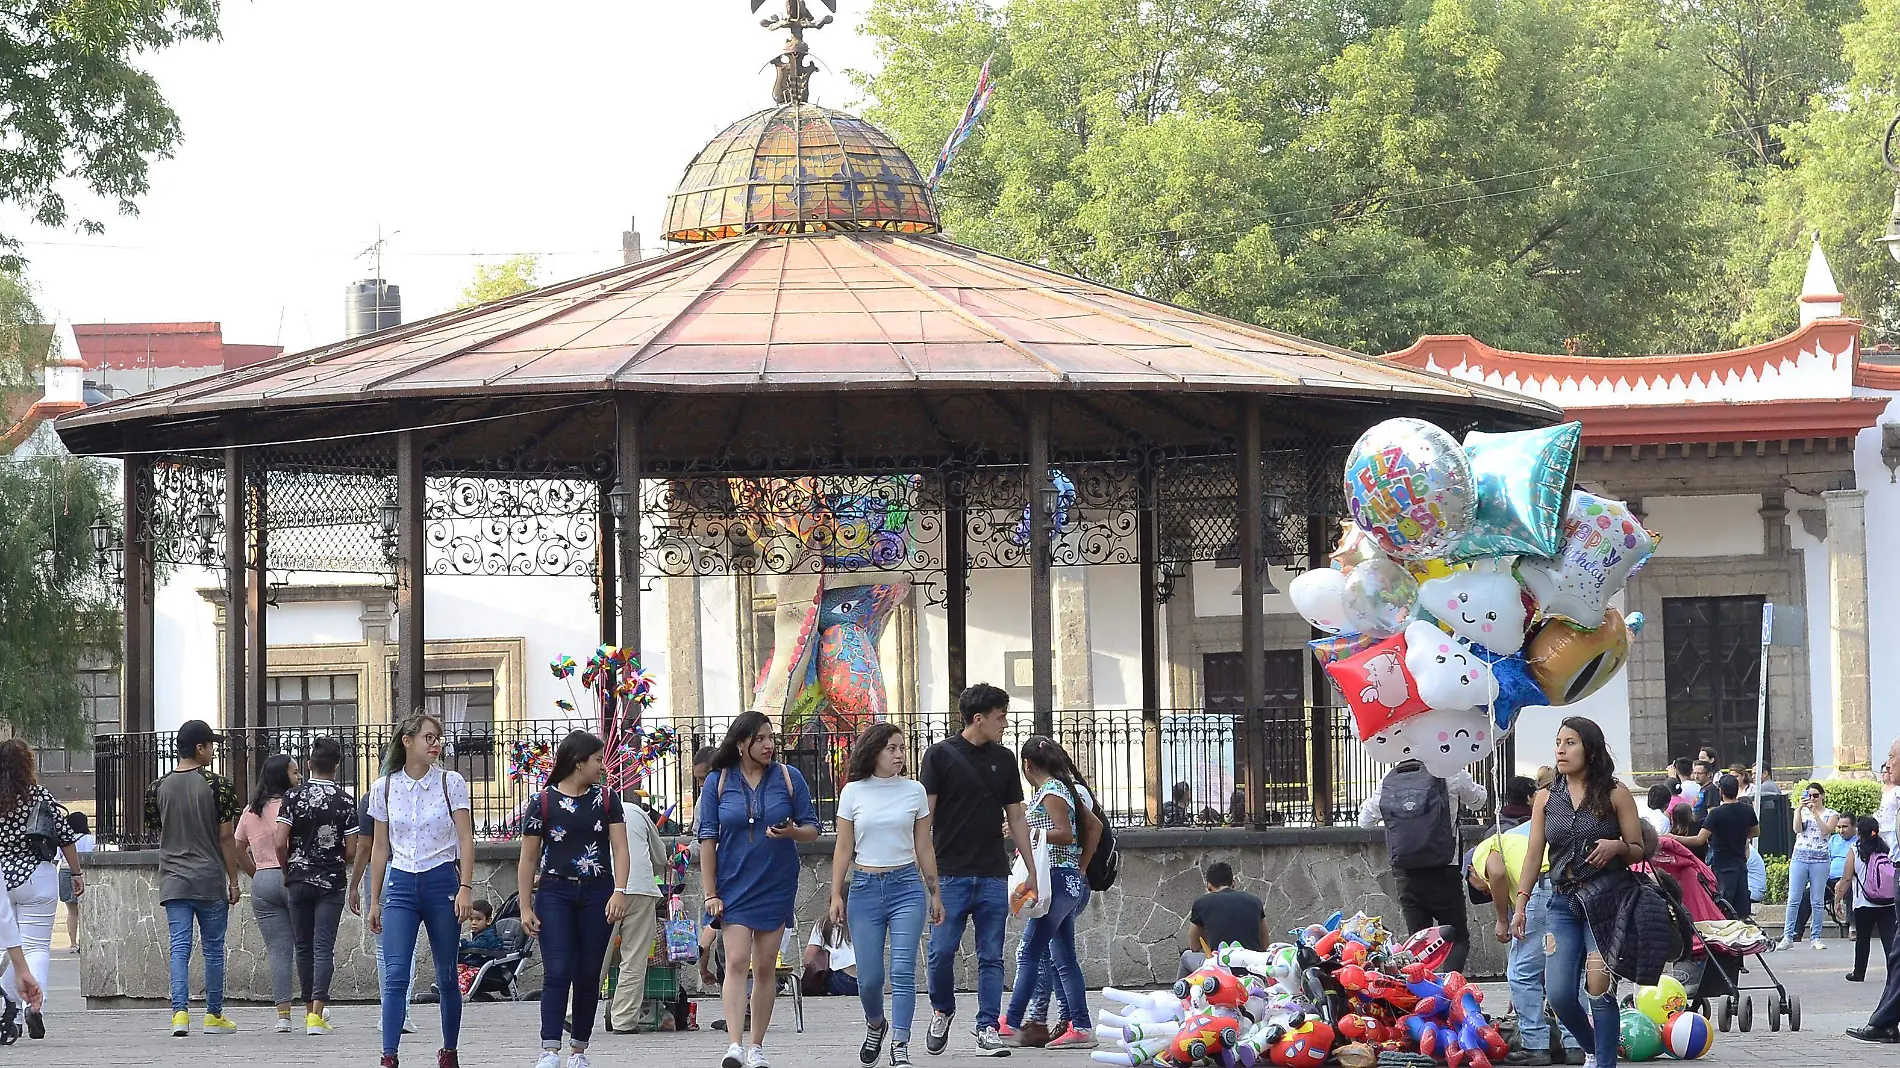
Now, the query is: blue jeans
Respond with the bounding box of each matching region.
[364,873,418,1025]
[928,875,1009,1030]
[536,879,615,1049]
[1509,881,1581,1054]
[1783,856,1829,942]
[380,862,463,1056]
[847,865,929,1042]
[1018,945,1062,1023]
[1547,890,1619,1068]
[1006,869,1091,1030]
[164,899,230,1014]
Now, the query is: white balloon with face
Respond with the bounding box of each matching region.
[1410,706,1502,777]
[1289,568,1353,634]
[1359,712,1427,765]
[1402,620,1500,711]
[1419,557,1529,655]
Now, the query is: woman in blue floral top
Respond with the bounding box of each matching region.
[518,731,632,1068]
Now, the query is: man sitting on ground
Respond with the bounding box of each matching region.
[1178,863,1269,978]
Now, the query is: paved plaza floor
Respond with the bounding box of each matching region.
[27,941,1896,1067]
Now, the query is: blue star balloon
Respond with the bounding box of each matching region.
[1467,641,1544,733]
[1454,422,1581,561]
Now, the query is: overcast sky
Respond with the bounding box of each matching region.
[6,1,892,356]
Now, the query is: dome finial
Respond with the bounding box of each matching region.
[752,0,835,104]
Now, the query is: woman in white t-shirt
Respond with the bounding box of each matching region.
[828,723,941,1068]
[58,811,94,954]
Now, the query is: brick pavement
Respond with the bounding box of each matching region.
[29,942,1896,1068]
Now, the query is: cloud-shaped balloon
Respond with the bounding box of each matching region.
[1409,706,1503,778]
[1419,557,1529,655]
[1516,491,1657,629]
[1290,568,1353,634]
[1402,620,1500,711]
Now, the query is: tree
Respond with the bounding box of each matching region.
[0,453,121,749]
[1737,0,1900,341]
[858,0,1740,355]
[0,271,55,393]
[457,254,543,309]
[0,2,222,269]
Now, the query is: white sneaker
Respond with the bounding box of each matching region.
[536,1052,563,1068]
[722,1043,746,1068]
[1774,938,1794,951]
[568,1053,591,1068]
[275,1016,294,1034]
[1582,1056,1596,1068]
[1812,938,1826,950]
[746,1046,773,1068]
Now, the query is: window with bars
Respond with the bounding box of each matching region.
[265,674,361,729]
[36,668,121,775]
[389,668,498,732]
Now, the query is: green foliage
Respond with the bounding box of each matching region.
[457,254,542,310]
[857,0,1881,353]
[0,454,122,749]
[1818,778,1884,818]
[1763,854,1789,904]
[0,271,54,393]
[0,1,222,270]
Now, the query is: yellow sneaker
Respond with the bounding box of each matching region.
[170,1011,190,1037]
[202,1013,237,1035]
[305,1012,333,1036]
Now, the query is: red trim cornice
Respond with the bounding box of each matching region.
[1385,318,1862,389]
[1571,397,1889,446]
[1855,363,1900,390]
[0,399,85,452]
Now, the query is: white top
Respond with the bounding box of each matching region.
[0,881,16,949]
[1642,807,1671,839]
[837,774,930,869]
[1675,781,1703,808]
[809,922,855,972]
[58,834,95,871]
[367,765,472,874]
[1356,769,1488,828]
[622,804,667,898]
[1879,785,1900,846]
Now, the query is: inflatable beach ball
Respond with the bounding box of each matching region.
[1662,1012,1713,1060]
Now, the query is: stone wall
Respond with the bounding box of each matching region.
[83,828,1503,1006]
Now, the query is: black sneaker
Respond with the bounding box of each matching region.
[925,1013,952,1056]
[861,1021,889,1066]
[24,1010,42,1040]
[891,1042,912,1067]
[0,998,18,1046]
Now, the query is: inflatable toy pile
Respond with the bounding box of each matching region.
[1093,912,1716,1067]
[1292,419,1656,776]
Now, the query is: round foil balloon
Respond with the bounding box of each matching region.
[1526,607,1633,706]
[1289,568,1354,634]
[1331,520,1382,574]
[1308,632,1382,669]
[1343,558,1420,638]
[1344,418,1476,561]
[1454,422,1581,561]
[1517,491,1658,628]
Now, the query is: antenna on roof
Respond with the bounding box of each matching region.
[357,225,400,283]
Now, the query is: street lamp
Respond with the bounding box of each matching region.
[607,480,632,524]
[107,537,125,582]
[1881,111,1900,265]
[89,513,112,555]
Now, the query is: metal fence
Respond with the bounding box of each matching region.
[92,708,1511,845]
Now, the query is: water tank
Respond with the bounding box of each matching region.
[344,278,402,339]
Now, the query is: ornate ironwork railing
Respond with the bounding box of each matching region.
[90,707,1509,846]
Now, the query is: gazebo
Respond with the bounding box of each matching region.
[59,10,1555,833]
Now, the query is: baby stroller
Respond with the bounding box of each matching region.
[1641,839,1795,1032]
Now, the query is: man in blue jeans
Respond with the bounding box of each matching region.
[1467,826,1584,1065]
[143,719,243,1037]
[918,684,1038,1058]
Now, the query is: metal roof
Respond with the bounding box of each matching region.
[57,233,1558,445]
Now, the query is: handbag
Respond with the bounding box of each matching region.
[663,897,700,963]
[1009,829,1053,919]
[23,795,63,863]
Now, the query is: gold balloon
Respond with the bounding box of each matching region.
[1526,607,1631,706]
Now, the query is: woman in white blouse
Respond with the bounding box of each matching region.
[367,713,475,1068]
[828,723,942,1068]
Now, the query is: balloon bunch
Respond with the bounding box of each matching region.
[1089,959,1332,1068]
[1290,418,1657,776]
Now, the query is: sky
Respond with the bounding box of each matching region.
[7,1,891,356]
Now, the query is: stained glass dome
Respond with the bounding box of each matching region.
[663,103,942,243]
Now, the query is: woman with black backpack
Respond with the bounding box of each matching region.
[1837,817,1894,984]
[0,740,79,1041]
[1001,736,1103,1051]
[517,730,633,1068]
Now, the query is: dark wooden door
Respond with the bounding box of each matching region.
[1204,651,1307,820]
[1663,596,1764,767]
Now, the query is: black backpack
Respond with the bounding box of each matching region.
[1085,801,1119,892]
[1379,762,1455,869]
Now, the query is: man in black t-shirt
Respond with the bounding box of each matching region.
[1179,862,1269,978]
[918,683,1036,1057]
[274,736,358,1032]
[1679,774,1757,919]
